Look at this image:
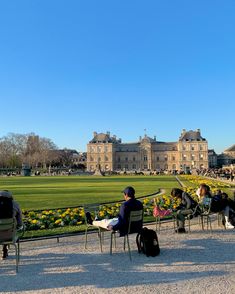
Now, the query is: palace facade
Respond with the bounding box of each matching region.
[86,129,209,172]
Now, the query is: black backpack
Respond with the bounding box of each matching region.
[0,197,13,219]
[136,227,160,257]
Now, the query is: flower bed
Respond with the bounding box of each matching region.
[23,194,179,231]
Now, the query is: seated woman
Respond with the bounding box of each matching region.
[197,184,234,229]
[171,188,198,233]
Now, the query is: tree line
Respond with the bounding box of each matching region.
[0,133,80,170]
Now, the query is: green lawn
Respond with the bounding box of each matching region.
[0,175,180,210]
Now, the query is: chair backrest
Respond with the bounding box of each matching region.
[0,218,16,243]
[127,209,143,234]
[201,198,212,214]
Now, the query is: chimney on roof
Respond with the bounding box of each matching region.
[107,131,110,136]
[93,131,97,137]
[182,129,186,135]
[196,128,201,133]
[154,135,156,141]
[139,136,142,141]
[113,135,117,140]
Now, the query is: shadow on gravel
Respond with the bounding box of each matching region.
[0,241,231,292]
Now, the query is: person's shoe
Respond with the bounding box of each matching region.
[225,222,235,229]
[86,212,93,225]
[175,228,187,234]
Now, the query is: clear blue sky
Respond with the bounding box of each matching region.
[0,0,234,153]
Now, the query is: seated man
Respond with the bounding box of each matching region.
[171,188,197,233]
[89,186,143,236]
[0,190,23,259]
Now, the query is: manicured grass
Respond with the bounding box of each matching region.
[0,175,180,210]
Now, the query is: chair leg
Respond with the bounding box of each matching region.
[110,233,113,255]
[98,229,103,252]
[126,235,132,261]
[14,244,19,273]
[84,227,88,249]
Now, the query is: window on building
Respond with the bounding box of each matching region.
[125,164,129,170]
[200,154,204,160]
[90,146,94,152]
[199,145,203,151]
[172,156,175,161]
[105,156,108,161]
[156,156,159,161]
[191,145,195,151]
[90,156,94,162]
[97,146,102,153]
[132,164,136,170]
[117,157,120,162]
[133,156,136,161]
[144,164,148,170]
[117,164,121,169]
[144,155,148,161]
[183,154,187,161]
[183,145,186,151]
[164,155,168,161]
[191,154,195,160]
[172,164,176,170]
[125,157,128,162]
[104,146,108,152]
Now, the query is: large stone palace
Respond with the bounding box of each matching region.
[87,129,209,172]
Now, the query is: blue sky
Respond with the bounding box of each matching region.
[0,0,234,153]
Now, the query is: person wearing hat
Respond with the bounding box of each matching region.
[89,186,143,236]
[0,190,23,259]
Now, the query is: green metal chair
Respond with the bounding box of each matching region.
[199,199,213,232]
[84,204,110,252]
[110,209,143,261]
[0,218,23,273]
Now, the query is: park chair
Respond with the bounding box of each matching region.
[84,204,110,252]
[110,209,143,261]
[0,218,24,273]
[199,198,213,232]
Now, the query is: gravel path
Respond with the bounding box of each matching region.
[1,217,235,294]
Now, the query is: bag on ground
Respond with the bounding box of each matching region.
[136,227,160,257]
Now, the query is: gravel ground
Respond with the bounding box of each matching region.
[0,217,235,294]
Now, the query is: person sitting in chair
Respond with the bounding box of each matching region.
[0,190,23,259]
[87,186,143,236]
[171,188,197,233]
[197,184,234,229]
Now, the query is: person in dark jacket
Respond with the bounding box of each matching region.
[91,186,143,236]
[0,190,23,259]
[171,188,196,233]
[110,187,143,236]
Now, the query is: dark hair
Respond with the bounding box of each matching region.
[171,188,183,198]
[221,192,228,199]
[123,186,135,198]
[200,183,210,193]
